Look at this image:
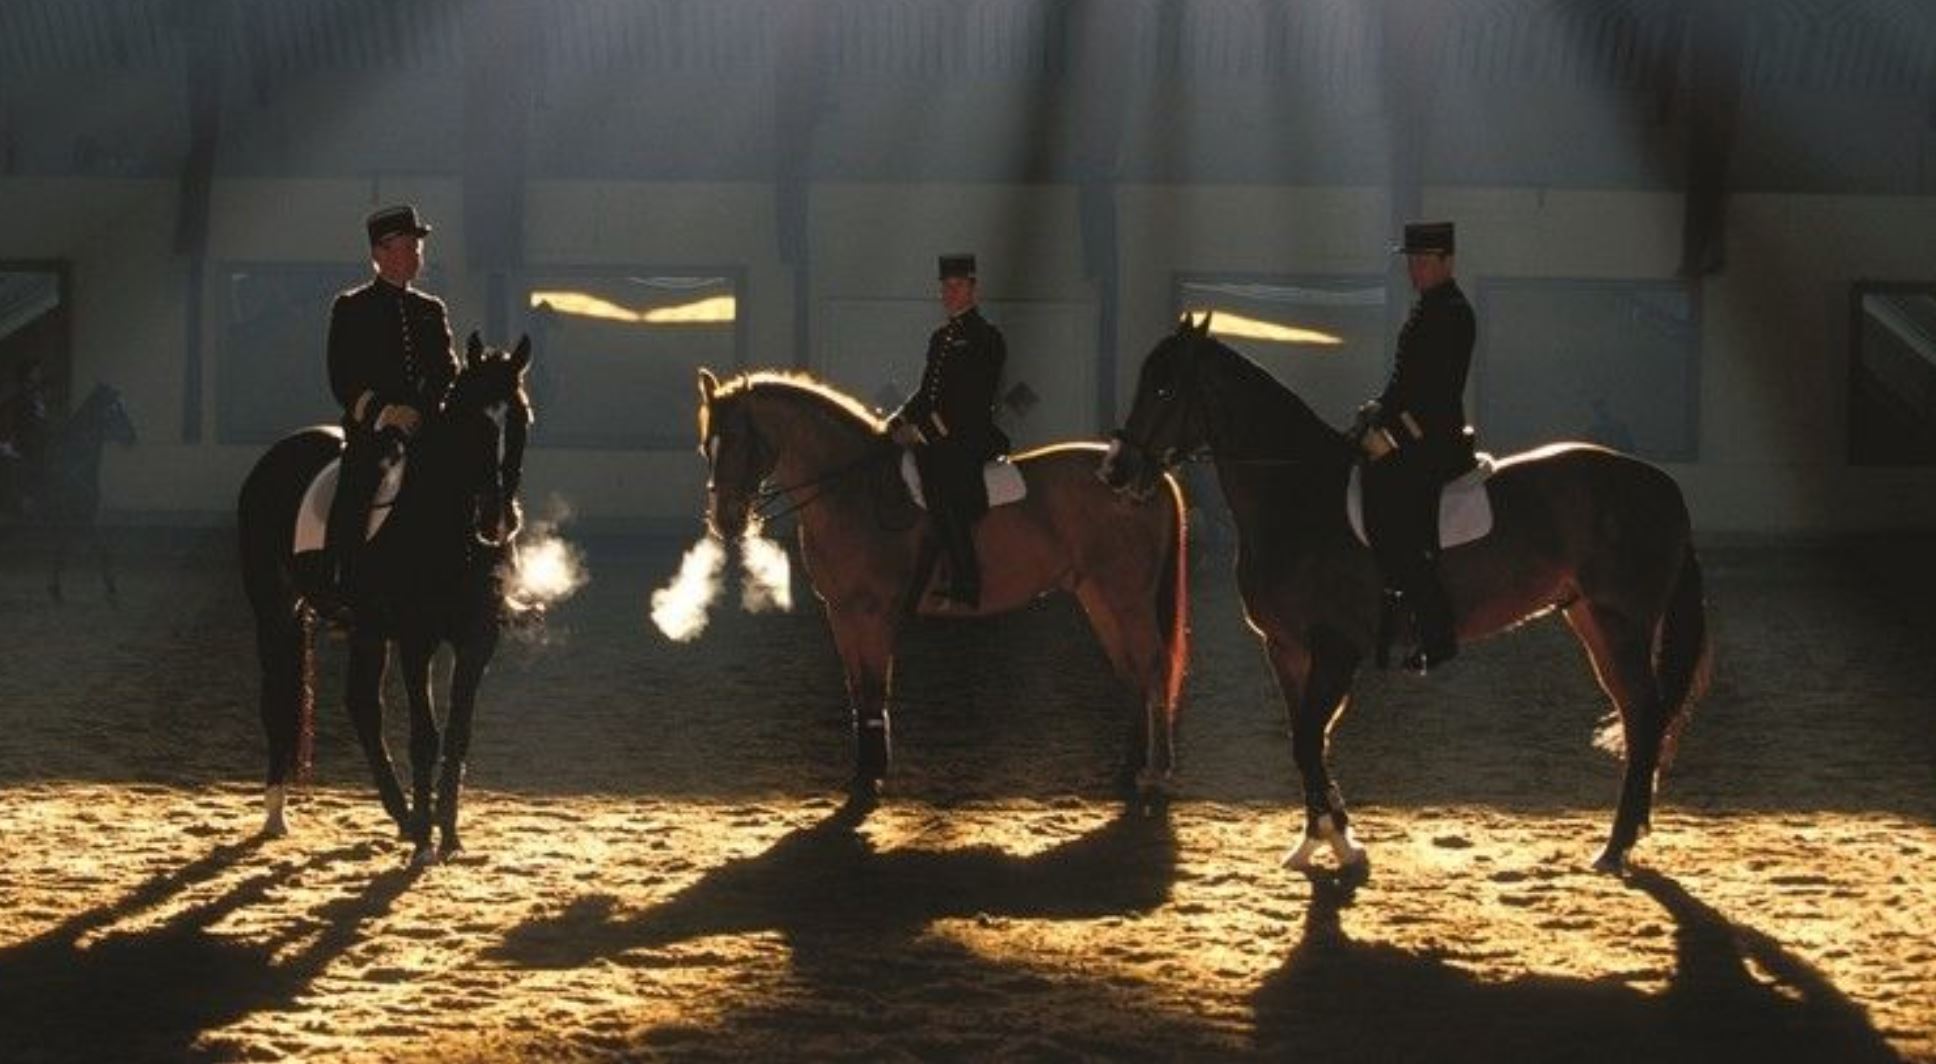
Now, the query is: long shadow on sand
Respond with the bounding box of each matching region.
[1252,866,1904,1063]
[0,837,419,1062]
[493,796,1178,968]
[489,798,1236,1056]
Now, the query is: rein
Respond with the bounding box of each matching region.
[746,441,899,526]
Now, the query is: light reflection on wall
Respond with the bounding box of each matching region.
[529,290,737,325]
[1183,307,1343,348]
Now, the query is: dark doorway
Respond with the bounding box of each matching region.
[0,264,70,518]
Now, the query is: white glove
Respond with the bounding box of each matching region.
[374,403,423,436]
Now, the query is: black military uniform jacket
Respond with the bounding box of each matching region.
[326,278,458,425]
[893,306,1010,460]
[1375,277,1474,464]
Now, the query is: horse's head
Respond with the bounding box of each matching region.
[449,332,534,547]
[71,384,136,448]
[696,367,771,540]
[1102,314,1217,501]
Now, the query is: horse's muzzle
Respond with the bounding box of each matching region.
[1099,436,1163,502]
[706,491,750,540]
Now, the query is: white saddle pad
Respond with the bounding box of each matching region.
[1347,454,1495,550]
[293,454,408,554]
[900,451,1027,511]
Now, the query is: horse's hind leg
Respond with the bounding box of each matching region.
[397,637,441,859]
[345,634,412,835]
[1565,602,1665,873]
[1075,584,1173,794]
[1272,633,1366,871]
[256,607,316,838]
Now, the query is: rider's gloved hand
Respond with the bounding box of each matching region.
[374,403,423,437]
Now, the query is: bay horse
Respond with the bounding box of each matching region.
[41,383,137,602]
[237,334,534,862]
[1102,317,1710,873]
[696,368,1189,797]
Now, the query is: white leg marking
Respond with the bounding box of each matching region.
[1283,813,1367,871]
[262,785,289,839]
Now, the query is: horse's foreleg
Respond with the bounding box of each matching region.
[436,631,497,858]
[47,527,66,602]
[1271,635,1365,872]
[1075,584,1174,795]
[345,635,411,835]
[398,638,440,857]
[90,525,117,603]
[829,605,896,798]
[1566,602,1664,874]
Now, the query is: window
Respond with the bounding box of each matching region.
[1850,284,1936,466]
[1479,280,1698,461]
[519,271,743,449]
[218,264,379,443]
[1172,274,1390,429]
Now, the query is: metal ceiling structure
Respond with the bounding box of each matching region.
[0,0,1931,189]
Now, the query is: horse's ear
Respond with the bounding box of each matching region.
[698,367,719,405]
[466,331,484,361]
[1196,312,1214,337]
[1175,314,1193,335]
[510,334,532,371]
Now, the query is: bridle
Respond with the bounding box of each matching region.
[704,402,897,529]
[1112,339,1213,490]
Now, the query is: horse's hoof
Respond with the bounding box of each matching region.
[410,844,438,869]
[849,776,884,802]
[1329,828,1368,869]
[1134,768,1174,796]
[1591,849,1627,875]
[1283,835,1324,872]
[261,815,289,839]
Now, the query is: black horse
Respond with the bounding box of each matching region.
[1103,317,1710,874]
[237,334,534,862]
[39,383,138,602]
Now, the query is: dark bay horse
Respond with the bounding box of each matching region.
[237,335,533,862]
[41,383,137,602]
[1102,317,1710,873]
[697,368,1189,796]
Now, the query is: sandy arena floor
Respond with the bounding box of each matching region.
[0,524,1931,1062]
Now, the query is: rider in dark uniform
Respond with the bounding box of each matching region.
[887,253,1010,610]
[1357,220,1477,674]
[321,204,459,619]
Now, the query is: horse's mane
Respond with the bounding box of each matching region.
[1198,337,1353,463]
[716,370,886,435]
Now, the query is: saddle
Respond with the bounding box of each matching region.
[899,451,1027,512]
[292,453,408,554]
[1345,453,1496,550]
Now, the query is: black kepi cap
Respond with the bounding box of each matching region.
[367,204,433,245]
[1392,220,1455,255]
[938,253,977,280]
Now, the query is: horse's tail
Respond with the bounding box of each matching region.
[238,432,333,787]
[249,604,316,787]
[1653,541,1712,771]
[1159,471,1190,717]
